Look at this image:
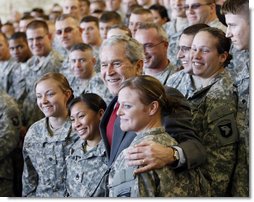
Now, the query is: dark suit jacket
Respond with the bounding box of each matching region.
[99,87,206,169]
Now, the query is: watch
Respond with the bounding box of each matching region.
[172,147,180,162]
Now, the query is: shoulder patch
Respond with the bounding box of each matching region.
[218,122,232,138]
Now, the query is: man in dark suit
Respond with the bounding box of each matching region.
[99,35,206,174]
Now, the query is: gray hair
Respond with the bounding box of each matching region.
[99,35,144,64]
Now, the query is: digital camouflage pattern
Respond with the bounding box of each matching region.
[65,72,91,97]
[92,46,101,73]
[166,70,194,96]
[144,62,179,85]
[66,139,108,197]
[22,118,79,197]
[0,90,21,196]
[0,59,19,93]
[177,70,238,196]
[85,73,114,105]
[109,128,210,197]
[227,47,249,196]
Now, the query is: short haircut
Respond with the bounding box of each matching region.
[70,42,93,53]
[137,22,168,42]
[99,11,122,23]
[80,15,99,27]
[56,14,79,27]
[108,24,132,37]
[222,0,249,22]
[9,32,28,41]
[26,20,49,33]
[100,35,144,64]
[131,7,152,15]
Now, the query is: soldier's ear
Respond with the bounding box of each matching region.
[47,33,52,41]
[135,59,143,76]
[98,109,105,120]
[148,101,159,116]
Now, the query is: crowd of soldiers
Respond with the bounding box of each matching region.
[0,0,249,197]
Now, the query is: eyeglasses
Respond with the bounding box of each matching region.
[179,46,191,53]
[27,35,47,42]
[184,3,211,10]
[56,27,74,35]
[143,41,164,50]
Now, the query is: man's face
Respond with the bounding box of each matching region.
[63,0,81,20]
[69,49,95,79]
[55,18,81,50]
[9,38,32,63]
[128,13,153,36]
[134,28,167,70]
[26,27,51,57]
[99,20,119,40]
[225,13,249,51]
[170,0,186,17]
[185,0,212,25]
[80,1,90,17]
[177,33,194,74]
[80,21,101,46]
[100,43,142,96]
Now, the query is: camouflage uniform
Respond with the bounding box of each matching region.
[22,51,62,128]
[92,46,101,73]
[174,70,238,196]
[108,127,210,197]
[163,18,188,67]
[0,90,21,196]
[65,72,91,97]
[59,57,70,78]
[145,61,179,85]
[166,70,194,96]
[22,117,79,197]
[0,59,19,93]
[227,47,249,196]
[66,139,108,197]
[85,73,114,105]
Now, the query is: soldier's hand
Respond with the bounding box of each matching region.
[125,140,175,175]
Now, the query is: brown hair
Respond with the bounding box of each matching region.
[119,75,172,114]
[35,72,74,104]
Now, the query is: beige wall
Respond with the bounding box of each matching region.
[0,0,61,23]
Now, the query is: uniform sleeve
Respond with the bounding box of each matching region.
[163,86,207,169]
[22,127,38,196]
[204,97,238,196]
